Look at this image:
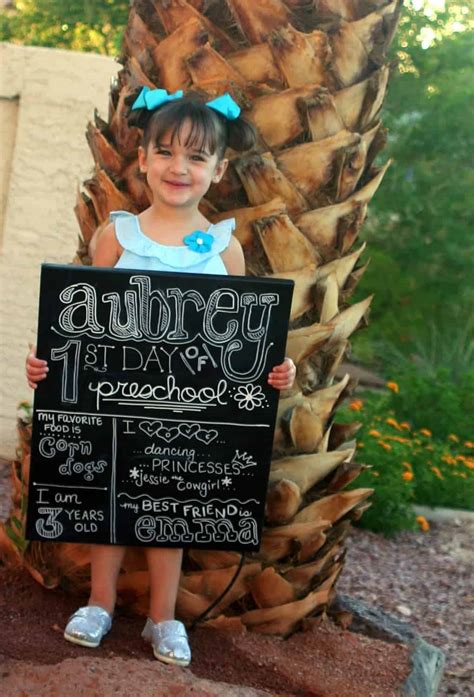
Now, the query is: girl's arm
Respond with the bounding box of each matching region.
[221,236,246,276]
[92,223,122,267]
[222,236,296,391]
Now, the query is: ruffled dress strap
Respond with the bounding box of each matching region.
[109,210,234,270]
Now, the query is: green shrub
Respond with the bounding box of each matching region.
[340,391,417,536]
[338,385,474,536]
[387,365,474,442]
[410,433,474,510]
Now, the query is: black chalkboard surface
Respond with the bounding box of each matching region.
[26,264,293,551]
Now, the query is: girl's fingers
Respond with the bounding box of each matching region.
[27,356,47,368]
[27,372,48,383]
[269,380,291,389]
[269,360,295,378]
[268,374,291,385]
[27,366,48,375]
[268,357,295,390]
[271,363,287,373]
[26,347,48,389]
[272,358,296,372]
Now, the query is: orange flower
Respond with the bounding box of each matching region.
[349,399,364,411]
[402,471,414,481]
[441,454,456,465]
[456,455,466,462]
[431,466,444,479]
[416,515,430,532]
[386,381,400,393]
[425,444,434,451]
[369,429,382,438]
[378,440,392,451]
[385,417,400,429]
[402,461,412,470]
[464,460,474,470]
[419,428,432,437]
[448,434,459,443]
[388,435,411,444]
[399,422,411,431]
[464,441,474,448]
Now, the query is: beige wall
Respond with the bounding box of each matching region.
[0,43,117,458]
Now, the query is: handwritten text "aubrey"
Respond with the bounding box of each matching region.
[53,277,278,382]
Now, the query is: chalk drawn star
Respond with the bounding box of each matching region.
[221,476,232,488]
[129,467,140,479]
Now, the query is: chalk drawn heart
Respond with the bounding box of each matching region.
[195,428,218,444]
[139,421,162,438]
[179,423,200,439]
[156,426,180,443]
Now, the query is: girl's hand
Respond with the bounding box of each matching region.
[26,347,49,389]
[268,357,296,391]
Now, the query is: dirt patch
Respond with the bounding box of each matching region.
[0,566,410,696]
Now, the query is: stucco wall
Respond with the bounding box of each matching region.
[0,43,117,458]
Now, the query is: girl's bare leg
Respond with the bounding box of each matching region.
[88,544,127,613]
[145,547,183,622]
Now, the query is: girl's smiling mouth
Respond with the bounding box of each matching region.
[164,180,190,187]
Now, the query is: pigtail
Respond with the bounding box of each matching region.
[125,88,151,130]
[226,116,257,153]
[127,107,152,131]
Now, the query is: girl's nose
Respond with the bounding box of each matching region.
[169,155,187,175]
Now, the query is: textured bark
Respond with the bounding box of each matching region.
[1,0,401,635]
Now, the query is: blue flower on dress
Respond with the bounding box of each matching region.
[183,230,214,254]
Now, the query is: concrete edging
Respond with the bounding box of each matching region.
[413,505,474,524]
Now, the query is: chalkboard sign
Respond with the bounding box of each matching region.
[26,264,293,551]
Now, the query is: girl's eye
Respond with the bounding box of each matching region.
[190,154,206,162]
[157,148,171,156]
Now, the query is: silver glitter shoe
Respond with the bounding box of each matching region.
[142,618,191,666]
[64,605,112,648]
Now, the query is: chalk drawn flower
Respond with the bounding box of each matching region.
[183,230,214,254]
[129,467,140,479]
[221,476,232,488]
[233,384,265,411]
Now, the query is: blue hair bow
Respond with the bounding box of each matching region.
[131,87,184,111]
[131,87,241,120]
[206,94,241,120]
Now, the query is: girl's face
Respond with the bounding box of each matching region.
[138,119,228,210]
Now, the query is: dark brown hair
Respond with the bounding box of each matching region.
[128,94,256,159]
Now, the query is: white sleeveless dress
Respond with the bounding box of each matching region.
[110,210,234,275]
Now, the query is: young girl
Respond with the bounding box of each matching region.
[26,87,296,667]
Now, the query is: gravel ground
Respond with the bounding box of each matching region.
[337,523,474,696]
[1,456,472,695]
